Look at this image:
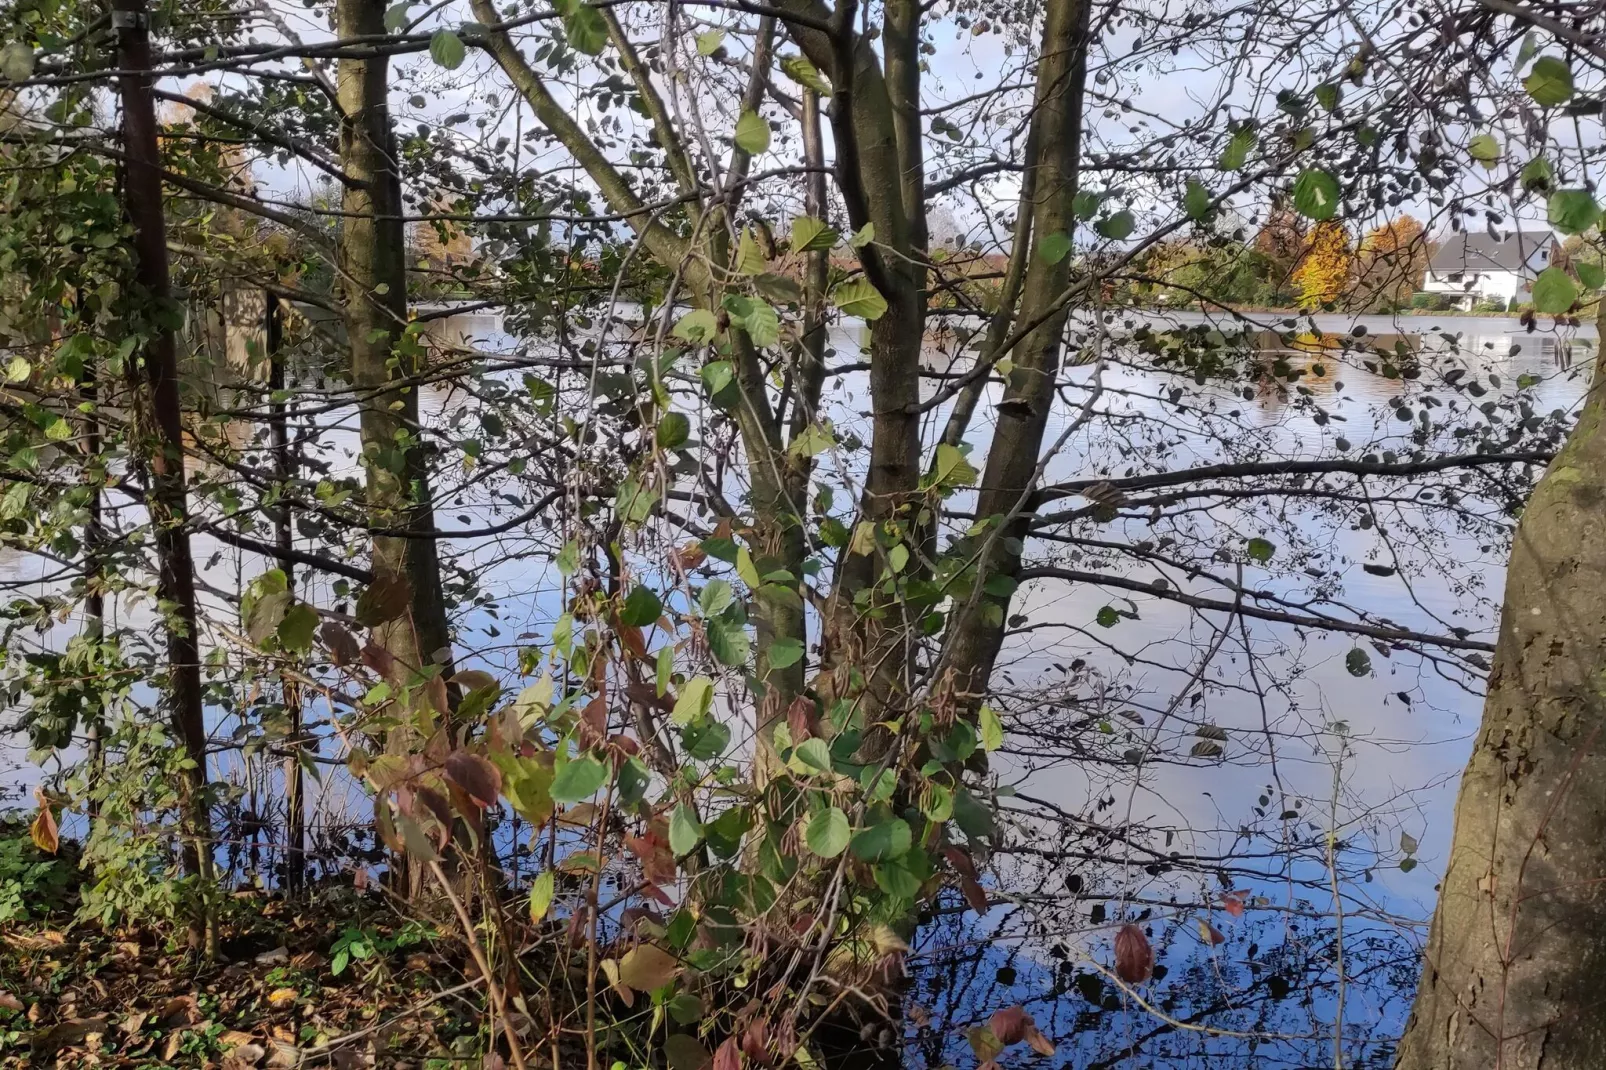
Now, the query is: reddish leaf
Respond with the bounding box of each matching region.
[988,1006,1031,1045]
[786,695,821,742]
[740,1019,771,1066]
[444,752,502,809]
[1114,923,1154,984]
[625,679,674,713]
[641,883,675,905]
[1198,919,1227,946]
[29,790,58,855]
[671,542,706,571]
[320,622,360,666]
[624,823,676,884]
[352,867,369,891]
[0,991,22,1012]
[425,674,450,715]
[610,733,641,757]
[1221,889,1250,918]
[712,1037,742,1070]
[960,876,989,915]
[942,845,978,881]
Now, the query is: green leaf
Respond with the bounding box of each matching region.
[736,545,761,588]
[700,360,734,396]
[695,29,725,55]
[755,273,802,304]
[1314,82,1340,113]
[1073,189,1102,220]
[805,807,850,857]
[1095,605,1120,628]
[953,789,993,841]
[0,42,34,82]
[529,870,555,921]
[788,421,836,458]
[793,737,832,773]
[620,585,662,627]
[1533,266,1577,313]
[277,603,319,654]
[849,222,875,249]
[735,110,770,154]
[673,309,719,344]
[780,54,831,95]
[383,2,413,31]
[550,756,607,803]
[791,216,838,253]
[429,30,466,69]
[736,229,767,275]
[734,299,780,347]
[617,756,650,805]
[672,676,714,726]
[1344,648,1372,677]
[1037,231,1072,264]
[933,442,978,487]
[564,4,608,55]
[1548,189,1599,235]
[656,411,691,449]
[698,579,734,617]
[1219,126,1255,171]
[1096,211,1134,240]
[1292,169,1341,220]
[1578,262,1604,289]
[1524,56,1574,107]
[1521,157,1555,193]
[831,278,888,320]
[1468,133,1500,168]
[246,590,292,645]
[767,637,805,670]
[669,804,703,856]
[1184,179,1211,221]
[850,818,912,862]
[979,704,1004,753]
[1245,537,1275,563]
[706,618,750,667]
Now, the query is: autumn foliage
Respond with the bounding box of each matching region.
[1291,220,1355,309]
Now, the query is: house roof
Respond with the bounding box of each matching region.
[1429,230,1551,274]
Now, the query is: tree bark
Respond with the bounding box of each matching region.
[1394,307,1606,1068]
[113,0,215,945]
[336,0,454,704]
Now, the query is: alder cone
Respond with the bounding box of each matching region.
[1114,923,1153,983]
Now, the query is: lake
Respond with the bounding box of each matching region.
[1,307,1592,1067]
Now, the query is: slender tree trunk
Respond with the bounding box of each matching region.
[1394,308,1606,1068]
[113,0,215,947]
[265,294,305,892]
[336,0,454,707]
[79,317,105,822]
[943,0,1090,708]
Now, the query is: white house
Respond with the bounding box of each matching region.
[1422,230,1555,309]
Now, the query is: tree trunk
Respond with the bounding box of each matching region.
[113,0,215,946]
[943,0,1090,708]
[265,294,305,892]
[1394,313,1606,1068]
[336,0,454,706]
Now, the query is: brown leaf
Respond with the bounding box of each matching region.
[664,1033,712,1070]
[671,542,706,571]
[355,574,411,627]
[967,1026,1004,1062]
[624,822,676,884]
[159,994,200,1028]
[1024,1024,1057,1057]
[617,623,648,660]
[988,1006,1031,1045]
[1221,889,1251,918]
[425,673,450,715]
[320,622,360,666]
[1114,923,1154,984]
[443,752,502,809]
[786,695,821,742]
[360,640,396,681]
[578,697,608,750]
[712,1037,742,1070]
[29,790,58,854]
[625,679,674,713]
[0,991,22,1012]
[617,943,680,991]
[1197,919,1226,946]
[960,876,989,915]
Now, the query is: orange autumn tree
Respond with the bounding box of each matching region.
[1292,220,1355,309]
[1353,215,1428,310]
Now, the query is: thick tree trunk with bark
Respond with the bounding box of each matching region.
[113,0,216,938]
[1394,312,1606,1069]
[336,0,453,696]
